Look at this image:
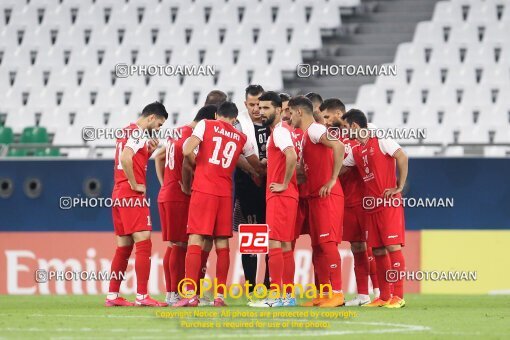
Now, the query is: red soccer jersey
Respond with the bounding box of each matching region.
[301,123,343,198]
[343,136,402,212]
[112,123,150,199]
[191,119,255,197]
[266,121,299,200]
[292,127,309,198]
[157,125,193,203]
[341,138,364,207]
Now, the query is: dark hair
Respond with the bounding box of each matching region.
[320,98,346,113]
[141,101,168,119]
[288,96,313,114]
[342,109,368,128]
[305,92,323,105]
[279,92,291,102]
[258,91,282,108]
[193,105,217,122]
[205,90,227,106]
[245,84,264,99]
[217,101,238,119]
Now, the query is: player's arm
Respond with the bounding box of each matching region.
[183,120,205,167]
[241,138,265,177]
[340,149,355,176]
[182,136,201,166]
[378,138,408,197]
[269,147,297,193]
[120,143,146,194]
[180,157,193,196]
[296,157,306,184]
[384,148,408,198]
[147,138,158,156]
[269,126,297,193]
[318,134,345,197]
[236,155,257,177]
[154,146,165,186]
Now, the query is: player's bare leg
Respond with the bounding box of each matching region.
[174,234,204,307]
[213,237,229,307]
[364,247,392,307]
[384,244,406,308]
[132,231,167,307]
[345,241,371,306]
[105,235,134,307]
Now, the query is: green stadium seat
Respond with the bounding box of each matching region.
[21,127,49,144]
[0,126,14,144]
[7,148,26,157]
[35,147,61,157]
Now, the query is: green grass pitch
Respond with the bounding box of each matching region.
[0,294,509,339]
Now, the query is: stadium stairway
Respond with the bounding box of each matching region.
[284,0,440,103]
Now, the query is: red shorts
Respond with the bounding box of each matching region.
[112,205,152,236]
[294,197,310,238]
[343,204,368,242]
[308,194,344,246]
[187,191,233,238]
[158,200,190,243]
[366,206,406,248]
[266,195,298,242]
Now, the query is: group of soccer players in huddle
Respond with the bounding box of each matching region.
[105,85,408,309]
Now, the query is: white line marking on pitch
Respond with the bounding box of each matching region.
[0,321,431,338]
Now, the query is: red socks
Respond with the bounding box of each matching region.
[268,248,284,290]
[108,244,133,293]
[135,239,152,295]
[367,248,379,289]
[200,250,210,280]
[170,245,186,292]
[353,250,369,295]
[388,250,405,298]
[320,241,342,291]
[283,250,295,294]
[312,245,320,290]
[196,250,210,295]
[163,246,172,293]
[184,245,202,292]
[215,248,230,295]
[374,252,392,301]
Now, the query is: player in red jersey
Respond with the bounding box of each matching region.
[321,98,379,306]
[281,93,308,241]
[249,92,298,308]
[174,101,262,307]
[105,102,168,307]
[155,105,217,306]
[342,109,408,308]
[288,96,346,308]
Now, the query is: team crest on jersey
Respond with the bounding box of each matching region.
[345,144,352,154]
